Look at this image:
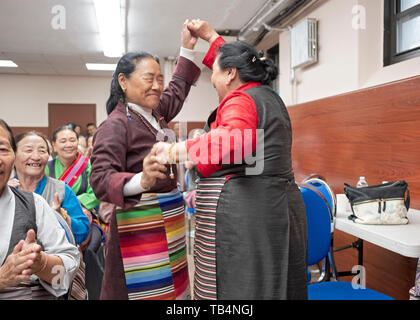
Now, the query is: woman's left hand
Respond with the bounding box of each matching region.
[182,19,198,50]
[152,142,172,165]
[50,192,61,212]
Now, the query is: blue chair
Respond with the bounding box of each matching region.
[300,184,394,300]
[301,174,337,281]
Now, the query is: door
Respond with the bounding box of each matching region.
[48,103,96,139]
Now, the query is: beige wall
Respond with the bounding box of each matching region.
[267,0,420,106]
[173,68,218,122]
[4,1,418,126]
[0,74,110,127]
[0,58,218,128]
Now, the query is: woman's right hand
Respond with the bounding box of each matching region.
[7,178,20,189]
[187,19,219,44]
[140,149,168,190]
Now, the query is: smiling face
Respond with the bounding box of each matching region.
[119,57,164,109]
[53,129,79,162]
[15,134,49,179]
[0,126,15,195]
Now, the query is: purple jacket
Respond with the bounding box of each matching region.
[90,55,200,299]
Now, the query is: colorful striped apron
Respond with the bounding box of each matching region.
[193,177,227,300]
[115,191,189,300]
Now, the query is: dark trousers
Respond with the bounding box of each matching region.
[83,224,105,300]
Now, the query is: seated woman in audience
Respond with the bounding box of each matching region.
[11,131,90,245]
[46,125,100,223]
[46,125,103,300]
[0,119,80,299]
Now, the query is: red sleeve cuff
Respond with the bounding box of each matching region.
[202,36,226,70]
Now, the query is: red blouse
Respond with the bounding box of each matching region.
[186,37,261,177]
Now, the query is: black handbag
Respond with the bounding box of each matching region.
[344,180,410,224]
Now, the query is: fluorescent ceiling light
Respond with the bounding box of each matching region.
[0,60,18,67]
[86,63,116,71]
[93,0,124,57]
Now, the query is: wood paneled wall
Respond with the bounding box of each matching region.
[168,121,206,139]
[10,127,49,138]
[288,75,420,300]
[289,75,420,208]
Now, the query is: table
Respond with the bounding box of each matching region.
[335,208,420,258]
[329,208,420,282]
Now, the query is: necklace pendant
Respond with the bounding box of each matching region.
[169,165,175,180]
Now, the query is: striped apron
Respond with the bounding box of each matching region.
[193,177,227,300]
[115,190,189,300]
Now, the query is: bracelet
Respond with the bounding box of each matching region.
[168,142,178,164]
[37,252,49,274]
[60,208,68,221]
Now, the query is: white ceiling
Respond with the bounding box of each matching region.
[0,0,268,76]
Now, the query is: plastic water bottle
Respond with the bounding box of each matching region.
[356,176,368,188]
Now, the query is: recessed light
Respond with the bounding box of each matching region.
[93,0,124,57]
[0,60,18,67]
[85,63,116,71]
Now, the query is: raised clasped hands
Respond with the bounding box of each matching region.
[186,19,219,44]
[182,19,198,50]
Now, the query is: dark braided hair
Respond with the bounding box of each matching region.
[51,125,78,142]
[106,51,160,115]
[217,41,278,86]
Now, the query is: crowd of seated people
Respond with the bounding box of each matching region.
[0,120,105,300]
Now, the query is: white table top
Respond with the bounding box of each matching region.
[335,208,420,258]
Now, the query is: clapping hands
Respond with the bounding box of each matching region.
[0,229,45,290]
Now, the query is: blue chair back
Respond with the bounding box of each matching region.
[300,185,331,266]
[308,182,333,214]
[303,178,336,217]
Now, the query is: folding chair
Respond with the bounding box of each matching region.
[300,184,393,300]
[301,174,337,281]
